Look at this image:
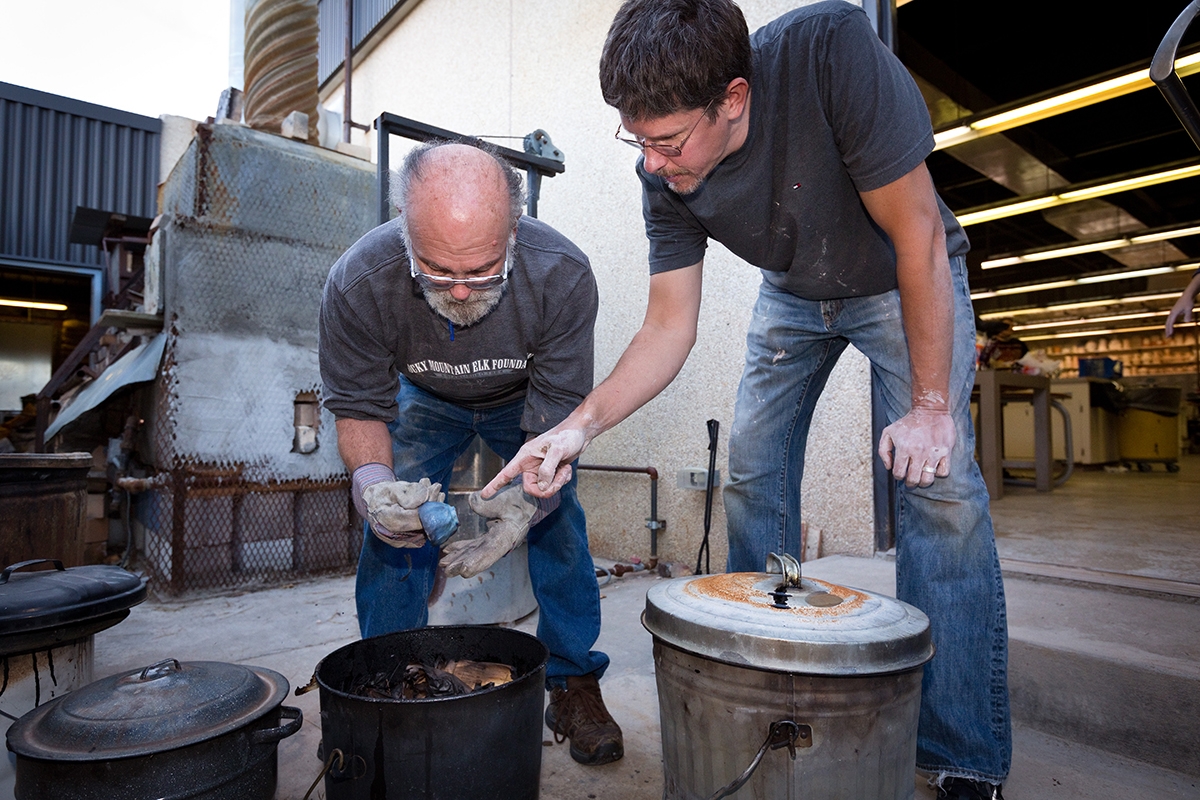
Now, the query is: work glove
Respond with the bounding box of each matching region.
[877,407,956,488]
[352,465,457,548]
[439,479,559,578]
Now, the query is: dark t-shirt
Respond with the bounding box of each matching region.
[640,1,969,300]
[319,215,598,434]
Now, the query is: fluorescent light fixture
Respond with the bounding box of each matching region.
[0,298,68,311]
[982,239,1128,269]
[1012,310,1167,331]
[969,263,1198,300]
[957,163,1200,227]
[933,51,1200,150]
[981,223,1200,270]
[977,292,1183,319]
[1021,321,1194,342]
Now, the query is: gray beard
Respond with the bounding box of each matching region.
[422,285,505,328]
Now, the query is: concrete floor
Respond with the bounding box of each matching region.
[14,454,1200,798]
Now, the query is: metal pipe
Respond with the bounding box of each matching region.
[576,464,664,559]
[343,0,353,143]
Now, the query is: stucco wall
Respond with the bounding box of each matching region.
[323,0,876,570]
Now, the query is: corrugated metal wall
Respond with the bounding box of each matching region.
[0,82,161,270]
[317,0,405,86]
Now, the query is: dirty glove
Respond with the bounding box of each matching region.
[877,407,956,488]
[439,480,559,578]
[354,468,451,548]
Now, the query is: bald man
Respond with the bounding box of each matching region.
[318,141,622,765]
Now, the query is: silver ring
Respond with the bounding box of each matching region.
[922,466,936,474]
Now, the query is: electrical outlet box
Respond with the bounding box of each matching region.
[677,467,721,490]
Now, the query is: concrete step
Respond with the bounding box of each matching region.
[802,554,1200,780]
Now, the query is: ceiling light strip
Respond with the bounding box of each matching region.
[957,164,1200,227]
[977,292,1183,319]
[0,298,68,311]
[981,222,1200,270]
[1013,311,1167,331]
[933,52,1200,150]
[969,263,1198,300]
[1021,321,1194,342]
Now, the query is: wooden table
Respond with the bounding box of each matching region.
[973,371,1052,499]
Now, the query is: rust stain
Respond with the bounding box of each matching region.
[683,573,868,617]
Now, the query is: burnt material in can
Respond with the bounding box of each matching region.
[315,625,548,800]
[643,564,933,800]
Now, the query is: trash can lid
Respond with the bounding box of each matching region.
[0,560,147,656]
[643,569,933,675]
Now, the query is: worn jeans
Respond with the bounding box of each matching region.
[355,376,609,686]
[724,257,1012,784]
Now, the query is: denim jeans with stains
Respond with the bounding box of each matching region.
[724,256,1011,784]
[354,376,609,687]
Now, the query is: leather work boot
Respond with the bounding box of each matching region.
[936,778,1005,800]
[544,673,624,765]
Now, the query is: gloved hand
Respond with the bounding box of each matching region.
[877,407,956,488]
[351,465,444,548]
[439,479,559,578]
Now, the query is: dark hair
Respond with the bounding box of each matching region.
[390,138,525,240]
[599,0,752,122]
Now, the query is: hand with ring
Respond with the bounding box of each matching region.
[878,407,955,488]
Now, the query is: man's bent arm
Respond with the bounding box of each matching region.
[859,162,956,488]
[336,417,394,472]
[484,262,704,497]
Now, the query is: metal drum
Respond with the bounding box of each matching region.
[643,554,933,800]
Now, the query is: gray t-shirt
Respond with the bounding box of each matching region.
[319,215,598,434]
[641,1,969,300]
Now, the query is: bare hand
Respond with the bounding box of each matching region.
[878,407,956,488]
[481,428,586,499]
[1165,291,1196,338]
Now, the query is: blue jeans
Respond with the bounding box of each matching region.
[724,257,1011,784]
[355,377,610,686]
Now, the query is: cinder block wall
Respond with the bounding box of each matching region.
[323,0,876,570]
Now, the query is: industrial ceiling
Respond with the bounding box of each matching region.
[897,0,1200,341]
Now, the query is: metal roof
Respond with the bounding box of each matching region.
[0,82,161,271]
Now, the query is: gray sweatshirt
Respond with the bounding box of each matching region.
[319,215,598,434]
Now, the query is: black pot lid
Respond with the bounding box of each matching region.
[6,659,290,760]
[0,560,147,635]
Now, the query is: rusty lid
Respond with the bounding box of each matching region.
[643,557,932,675]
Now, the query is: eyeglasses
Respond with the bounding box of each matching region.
[615,98,717,157]
[409,247,510,292]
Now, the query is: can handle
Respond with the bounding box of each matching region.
[251,705,303,744]
[138,659,183,680]
[764,552,802,587]
[0,559,66,584]
[706,719,811,800]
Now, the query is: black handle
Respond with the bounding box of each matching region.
[1151,0,1200,150]
[251,705,304,744]
[0,559,66,584]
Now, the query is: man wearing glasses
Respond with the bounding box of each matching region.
[319,140,623,766]
[486,1,1008,797]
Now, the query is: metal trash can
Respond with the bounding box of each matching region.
[643,555,933,800]
[314,625,548,800]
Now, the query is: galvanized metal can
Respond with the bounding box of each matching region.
[643,563,933,800]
